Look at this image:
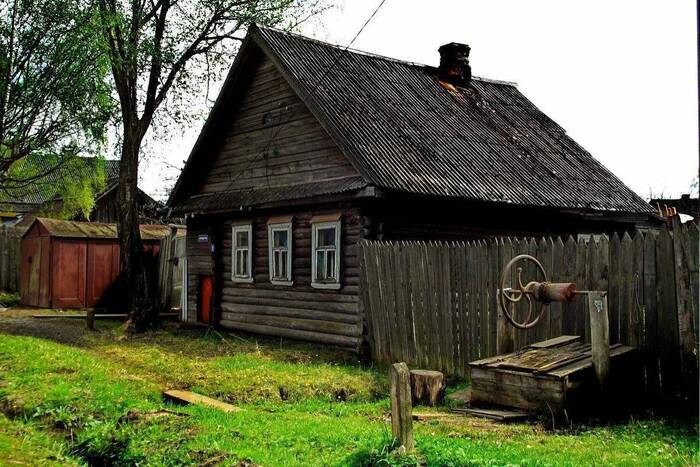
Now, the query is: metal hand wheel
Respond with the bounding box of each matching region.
[498,254,548,330]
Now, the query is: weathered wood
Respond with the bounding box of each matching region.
[530,335,580,349]
[587,292,610,390]
[454,407,532,422]
[409,369,445,406]
[390,363,414,451]
[656,228,680,401]
[360,225,697,407]
[670,216,698,399]
[163,390,241,413]
[219,319,359,348]
[0,225,20,292]
[642,232,660,400]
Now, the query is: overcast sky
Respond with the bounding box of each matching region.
[142,0,699,202]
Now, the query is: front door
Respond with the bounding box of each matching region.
[198,275,213,324]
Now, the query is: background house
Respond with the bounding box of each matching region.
[168,26,661,350]
[0,157,162,226]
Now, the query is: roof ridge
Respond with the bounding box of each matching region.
[255,25,518,87]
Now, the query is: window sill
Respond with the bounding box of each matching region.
[232,277,254,284]
[311,282,341,290]
[270,280,293,286]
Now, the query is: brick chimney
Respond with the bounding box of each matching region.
[438,42,471,87]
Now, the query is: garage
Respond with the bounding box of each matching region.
[20,218,168,308]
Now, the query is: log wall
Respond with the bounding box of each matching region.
[202,206,364,349]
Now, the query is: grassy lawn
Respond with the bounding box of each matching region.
[0,312,697,466]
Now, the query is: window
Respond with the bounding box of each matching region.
[231,224,253,283]
[311,220,341,289]
[268,222,292,285]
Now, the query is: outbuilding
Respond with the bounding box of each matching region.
[20,218,169,308]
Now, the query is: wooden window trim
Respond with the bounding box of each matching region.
[268,222,293,286]
[311,220,341,290]
[231,224,253,283]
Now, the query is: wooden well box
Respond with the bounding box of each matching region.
[468,336,639,417]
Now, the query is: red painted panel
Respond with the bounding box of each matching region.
[86,241,119,306]
[51,240,87,308]
[198,276,213,323]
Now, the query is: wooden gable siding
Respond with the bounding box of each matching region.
[217,206,364,349]
[196,54,358,195]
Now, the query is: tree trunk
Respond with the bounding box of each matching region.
[118,123,156,330]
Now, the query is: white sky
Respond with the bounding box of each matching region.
[141,0,699,202]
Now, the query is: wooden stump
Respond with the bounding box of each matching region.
[410,369,445,406]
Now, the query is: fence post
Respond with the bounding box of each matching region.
[390,362,413,451]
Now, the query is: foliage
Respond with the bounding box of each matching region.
[0,320,696,465]
[0,0,112,190]
[0,290,19,306]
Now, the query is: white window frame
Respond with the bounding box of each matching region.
[311,220,341,290]
[268,222,293,286]
[231,224,253,283]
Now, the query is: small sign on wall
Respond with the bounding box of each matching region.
[197,234,209,243]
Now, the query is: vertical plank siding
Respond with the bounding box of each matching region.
[0,225,20,292]
[359,220,698,404]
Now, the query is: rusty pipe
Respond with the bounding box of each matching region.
[531,282,577,303]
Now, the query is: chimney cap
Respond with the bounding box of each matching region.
[438,42,472,87]
[438,42,471,54]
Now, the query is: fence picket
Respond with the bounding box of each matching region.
[642,232,660,401]
[630,232,644,348]
[656,228,679,401]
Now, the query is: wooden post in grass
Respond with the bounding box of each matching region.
[86,308,95,331]
[390,362,414,451]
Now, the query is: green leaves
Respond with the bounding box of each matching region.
[0,0,113,189]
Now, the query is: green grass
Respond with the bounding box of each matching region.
[0,414,81,465]
[0,321,696,466]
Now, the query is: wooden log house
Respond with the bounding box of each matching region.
[168,25,661,350]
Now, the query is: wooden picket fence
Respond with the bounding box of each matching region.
[359,217,698,404]
[0,225,20,293]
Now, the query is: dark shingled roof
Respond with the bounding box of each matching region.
[170,25,653,215]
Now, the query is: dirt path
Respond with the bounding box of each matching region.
[0,308,114,347]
